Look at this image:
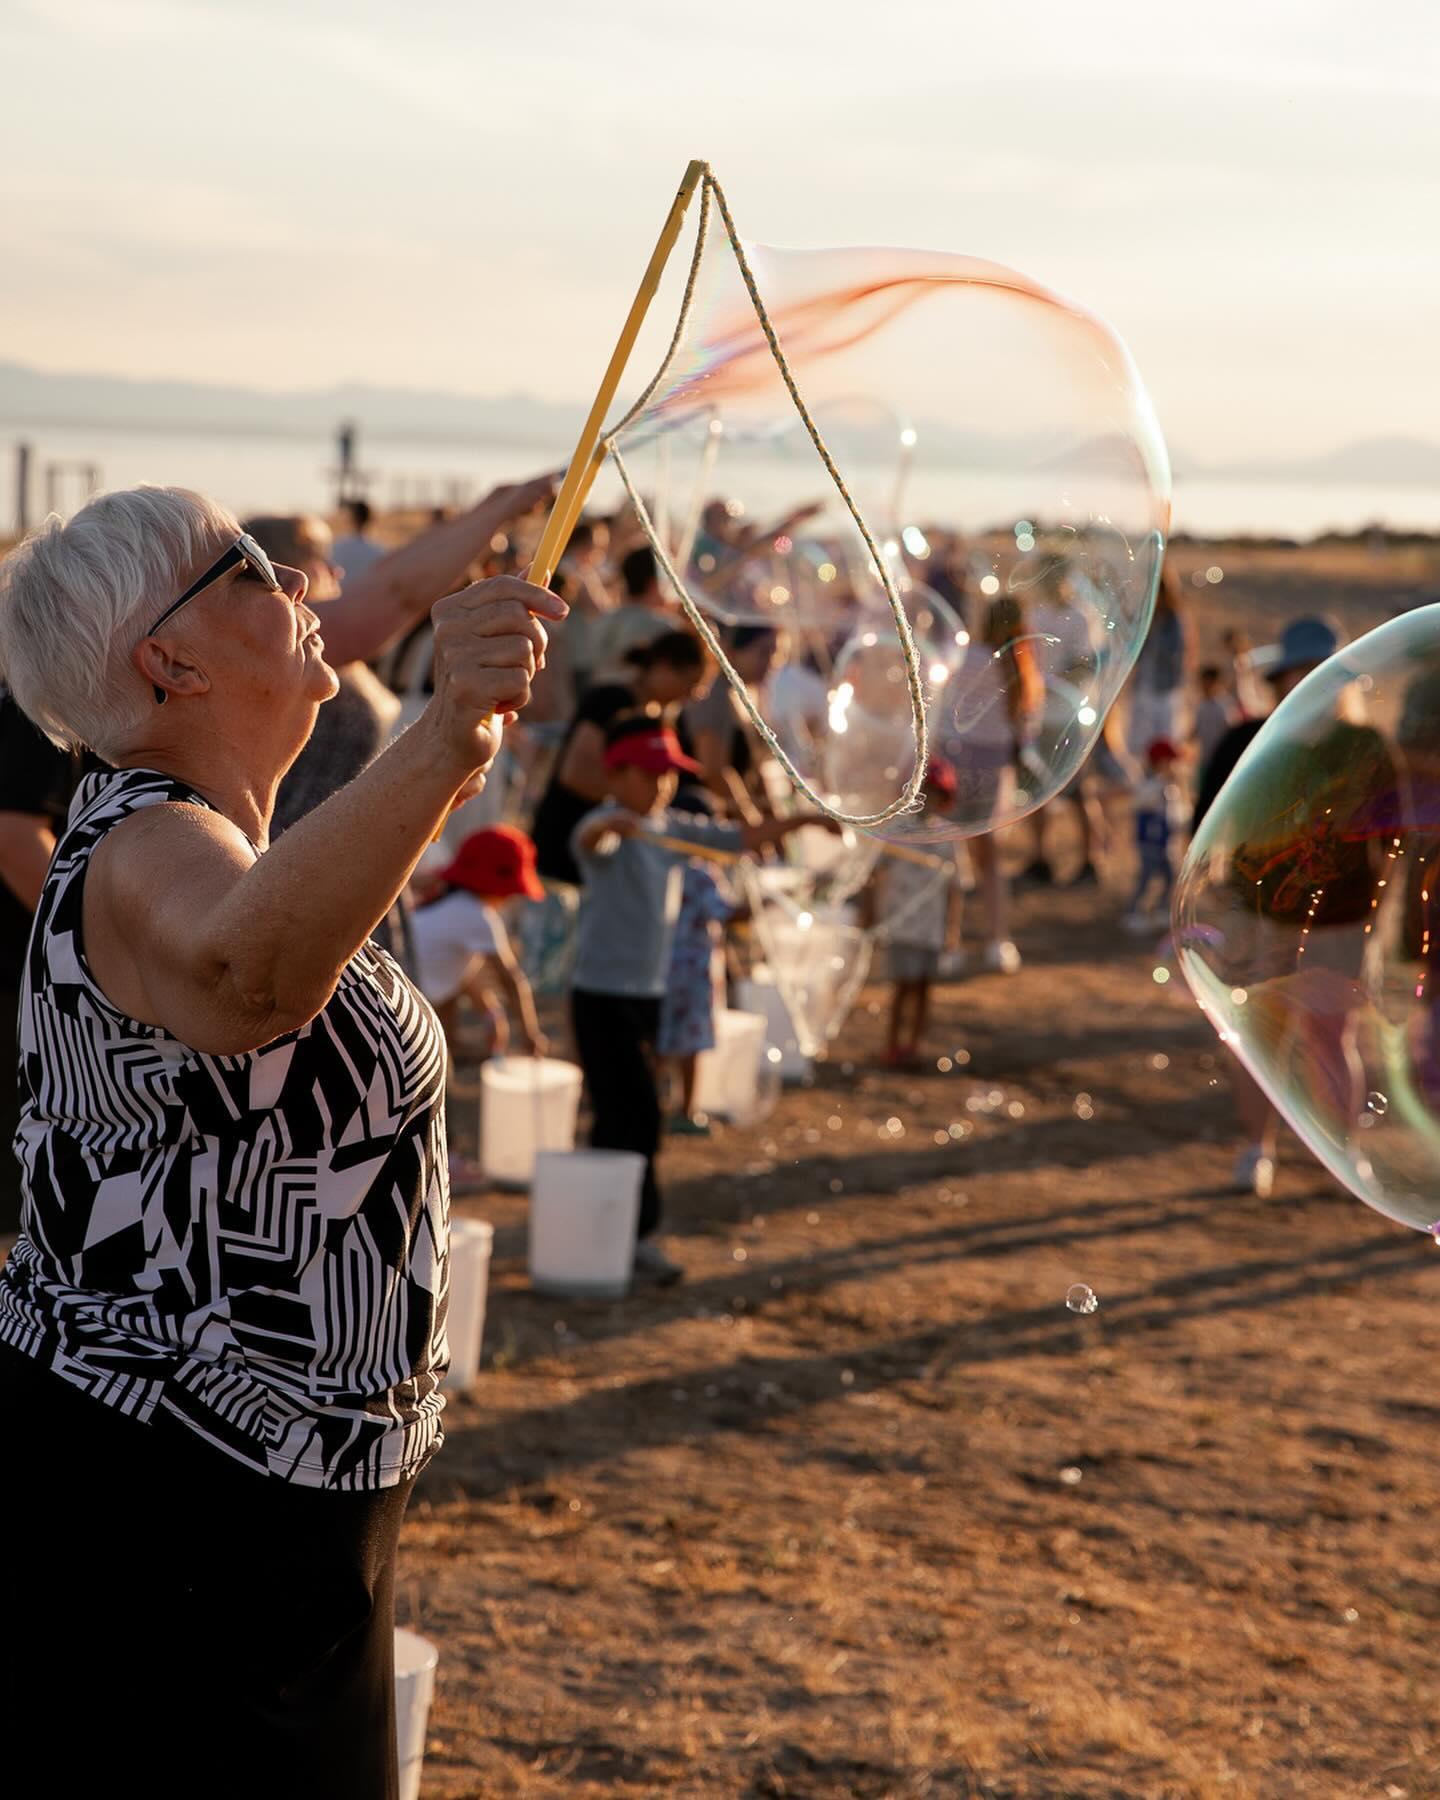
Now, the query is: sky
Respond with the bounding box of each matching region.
[0,0,1437,466]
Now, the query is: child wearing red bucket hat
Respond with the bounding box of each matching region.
[569,714,844,1286]
[411,825,548,1064]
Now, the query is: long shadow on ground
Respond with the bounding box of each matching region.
[427,1223,1433,1503]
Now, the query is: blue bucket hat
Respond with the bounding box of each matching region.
[1269,617,1339,681]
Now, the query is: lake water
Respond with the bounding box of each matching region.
[2,419,1435,543]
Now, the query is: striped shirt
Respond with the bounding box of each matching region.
[0,768,451,1490]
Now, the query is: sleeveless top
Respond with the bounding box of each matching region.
[0,768,451,1491]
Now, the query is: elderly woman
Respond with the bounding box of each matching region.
[0,485,564,1799]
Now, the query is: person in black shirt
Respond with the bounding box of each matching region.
[0,691,97,1238]
[0,694,96,1237]
[530,630,711,885]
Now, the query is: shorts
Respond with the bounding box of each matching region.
[886,943,941,983]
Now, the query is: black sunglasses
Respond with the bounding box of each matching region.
[144,533,283,640]
[145,533,285,706]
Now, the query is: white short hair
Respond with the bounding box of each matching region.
[0,485,240,756]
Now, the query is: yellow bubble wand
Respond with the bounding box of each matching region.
[464,159,709,750]
[443,161,708,840]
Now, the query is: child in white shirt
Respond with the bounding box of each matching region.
[410,826,547,1061]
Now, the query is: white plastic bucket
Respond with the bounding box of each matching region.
[692,1008,769,1123]
[736,974,812,1082]
[443,1218,493,1393]
[394,1628,439,1800]
[528,1149,644,1299]
[480,1056,583,1188]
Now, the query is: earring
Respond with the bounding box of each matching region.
[153,685,167,705]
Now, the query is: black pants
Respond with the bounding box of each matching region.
[0,1345,413,1800]
[571,987,663,1238]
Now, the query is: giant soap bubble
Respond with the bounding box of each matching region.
[607,197,1171,839]
[1175,607,1440,1233]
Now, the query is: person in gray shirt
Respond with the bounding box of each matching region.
[570,714,841,1284]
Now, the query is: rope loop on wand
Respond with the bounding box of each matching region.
[606,167,931,831]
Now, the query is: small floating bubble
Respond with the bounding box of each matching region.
[1065,1283,1099,1315]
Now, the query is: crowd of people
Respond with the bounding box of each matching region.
[0,484,1349,1269]
[318,503,1364,1220]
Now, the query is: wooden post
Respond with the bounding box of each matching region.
[14,442,31,536]
[335,421,357,508]
[527,158,709,589]
[44,464,59,517]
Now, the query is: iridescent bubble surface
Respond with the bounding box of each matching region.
[609,211,1171,838]
[1175,606,1440,1232]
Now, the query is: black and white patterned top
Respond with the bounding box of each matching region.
[0,768,451,1490]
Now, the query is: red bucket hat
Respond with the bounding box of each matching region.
[437,826,545,902]
[924,755,958,802]
[603,725,703,777]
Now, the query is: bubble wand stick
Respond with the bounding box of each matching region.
[526,159,710,590]
[523,159,710,606]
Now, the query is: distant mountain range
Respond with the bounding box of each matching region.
[0,359,578,449]
[1201,435,1440,486]
[1,359,1437,487]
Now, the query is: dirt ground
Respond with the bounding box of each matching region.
[405,542,1440,1800]
[414,882,1440,1799]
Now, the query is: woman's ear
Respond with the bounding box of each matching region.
[133,635,212,707]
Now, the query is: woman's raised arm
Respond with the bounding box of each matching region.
[316,474,557,666]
